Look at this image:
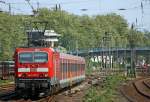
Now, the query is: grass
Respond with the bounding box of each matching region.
[0,79,13,86]
[84,74,127,102]
[86,66,93,75]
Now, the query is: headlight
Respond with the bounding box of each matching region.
[18,73,27,78]
[44,74,48,77]
[39,73,48,77]
[18,74,22,77]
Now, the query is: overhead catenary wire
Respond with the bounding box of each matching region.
[1,0,97,14]
[1,0,150,14]
[1,0,150,27]
[5,0,95,5]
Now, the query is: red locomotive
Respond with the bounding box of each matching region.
[14,47,85,96]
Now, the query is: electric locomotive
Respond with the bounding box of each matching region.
[14,47,85,96]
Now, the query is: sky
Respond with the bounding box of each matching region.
[0,0,150,31]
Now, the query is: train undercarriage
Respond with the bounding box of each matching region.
[15,78,59,97]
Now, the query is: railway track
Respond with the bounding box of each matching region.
[0,70,114,102]
[37,95,55,102]
[0,84,14,90]
[0,84,15,100]
[0,83,78,102]
[121,78,150,102]
[0,91,16,101]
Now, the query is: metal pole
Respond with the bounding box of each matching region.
[0,1,11,14]
[76,40,78,56]
[130,23,136,78]
[37,2,39,11]
[102,39,104,69]
[8,3,11,15]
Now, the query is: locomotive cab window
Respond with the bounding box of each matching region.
[19,52,33,63]
[34,52,48,63]
[19,52,48,63]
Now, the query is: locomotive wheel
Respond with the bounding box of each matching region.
[46,86,53,96]
[52,85,59,94]
[54,84,60,93]
[51,86,55,94]
[15,87,22,97]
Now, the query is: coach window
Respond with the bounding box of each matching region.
[64,61,65,73]
[71,62,73,72]
[73,63,75,72]
[72,63,74,72]
[66,63,67,72]
[69,61,71,72]
[79,64,80,75]
[60,60,61,74]
[63,63,65,72]
[70,62,73,71]
[60,59,63,72]
[74,63,76,72]
[62,62,65,78]
[68,61,70,72]
[60,59,63,79]
[75,63,77,75]
[65,62,67,72]
[67,60,69,75]
[70,61,72,72]
[74,63,76,71]
[82,64,83,74]
[65,61,67,75]
[82,64,83,73]
[81,64,83,73]
[79,63,81,74]
[82,64,84,73]
[77,63,78,72]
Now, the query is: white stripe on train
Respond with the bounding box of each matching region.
[37,68,48,72]
[18,68,30,72]
[59,75,85,84]
[18,68,48,72]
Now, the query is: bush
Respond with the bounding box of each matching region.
[84,74,126,102]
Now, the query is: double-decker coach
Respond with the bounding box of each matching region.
[59,53,85,88]
[14,47,85,96]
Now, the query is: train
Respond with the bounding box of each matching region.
[0,61,14,80]
[14,47,86,96]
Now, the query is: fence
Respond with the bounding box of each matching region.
[0,61,14,80]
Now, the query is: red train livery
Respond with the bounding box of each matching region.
[14,47,85,96]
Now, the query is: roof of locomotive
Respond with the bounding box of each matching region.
[15,47,85,62]
[15,47,54,52]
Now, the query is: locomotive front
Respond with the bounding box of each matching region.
[14,48,53,96]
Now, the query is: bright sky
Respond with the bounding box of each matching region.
[0,0,150,31]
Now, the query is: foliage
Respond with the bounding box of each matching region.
[0,79,13,86]
[0,12,25,60]
[0,9,150,60]
[84,74,126,102]
[85,56,94,75]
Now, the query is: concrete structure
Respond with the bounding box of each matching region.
[26,29,60,47]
